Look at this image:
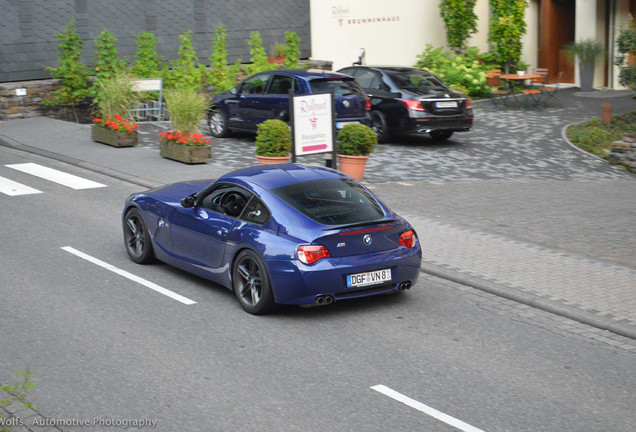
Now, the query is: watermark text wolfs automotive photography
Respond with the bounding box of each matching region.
[1,416,158,428]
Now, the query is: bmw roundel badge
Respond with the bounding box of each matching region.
[363,234,372,245]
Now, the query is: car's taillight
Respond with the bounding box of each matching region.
[399,230,416,249]
[365,96,371,111]
[466,99,473,109]
[297,245,331,264]
[400,99,425,112]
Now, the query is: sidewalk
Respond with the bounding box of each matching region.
[0,87,635,341]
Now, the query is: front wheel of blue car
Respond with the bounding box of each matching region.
[123,208,155,264]
[233,250,275,315]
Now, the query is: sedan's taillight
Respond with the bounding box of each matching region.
[400,99,425,112]
[365,96,371,111]
[399,230,417,248]
[297,245,331,264]
[466,99,473,109]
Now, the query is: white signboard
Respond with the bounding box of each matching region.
[292,93,334,156]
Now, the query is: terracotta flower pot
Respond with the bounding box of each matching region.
[337,154,369,181]
[256,155,290,165]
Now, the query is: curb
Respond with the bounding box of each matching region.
[419,262,636,340]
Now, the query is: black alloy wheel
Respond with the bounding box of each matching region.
[232,250,275,315]
[123,208,155,264]
[370,110,390,143]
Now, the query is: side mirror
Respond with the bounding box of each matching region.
[231,87,238,95]
[180,194,196,208]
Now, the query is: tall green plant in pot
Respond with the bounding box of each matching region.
[159,88,211,163]
[567,39,604,92]
[91,73,139,147]
[336,123,377,181]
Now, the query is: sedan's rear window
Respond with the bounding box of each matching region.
[272,179,384,225]
[387,70,449,92]
[308,79,365,97]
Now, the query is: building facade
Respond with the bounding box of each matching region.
[0,0,311,82]
[310,0,636,89]
[1,0,634,90]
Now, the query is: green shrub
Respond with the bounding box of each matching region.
[568,125,610,154]
[568,111,636,157]
[255,119,291,156]
[93,30,126,82]
[167,30,207,90]
[337,123,377,156]
[44,20,92,122]
[246,31,270,75]
[283,31,301,69]
[415,45,490,98]
[131,32,167,79]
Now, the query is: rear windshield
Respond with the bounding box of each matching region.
[386,70,449,93]
[272,179,384,225]
[308,79,365,97]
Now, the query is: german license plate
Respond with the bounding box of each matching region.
[336,121,359,129]
[346,268,391,288]
[435,101,458,108]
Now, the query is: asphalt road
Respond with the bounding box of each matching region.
[1,144,636,431]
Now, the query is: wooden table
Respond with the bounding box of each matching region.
[499,74,545,107]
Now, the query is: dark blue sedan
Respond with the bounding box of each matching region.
[207,69,370,137]
[123,164,421,314]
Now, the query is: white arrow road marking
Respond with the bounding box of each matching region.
[0,175,42,196]
[61,246,196,305]
[6,163,107,189]
[371,385,485,432]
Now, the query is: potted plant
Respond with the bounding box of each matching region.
[336,123,377,181]
[267,42,287,66]
[91,73,139,147]
[567,39,604,92]
[254,119,291,164]
[159,88,211,164]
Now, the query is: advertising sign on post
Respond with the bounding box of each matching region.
[291,92,336,168]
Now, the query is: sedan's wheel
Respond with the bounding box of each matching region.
[232,250,275,315]
[370,110,390,143]
[430,130,454,141]
[208,108,229,138]
[123,208,155,264]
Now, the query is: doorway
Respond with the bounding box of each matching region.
[538,0,576,83]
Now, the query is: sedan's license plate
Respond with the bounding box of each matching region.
[336,121,359,129]
[435,101,458,108]
[347,268,391,288]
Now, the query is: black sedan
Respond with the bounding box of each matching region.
[338,66,473,142]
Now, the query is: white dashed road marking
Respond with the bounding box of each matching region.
[6,163,107,189]
[371,385,485,432]
[61,246,196,305]
[0,175,42,196]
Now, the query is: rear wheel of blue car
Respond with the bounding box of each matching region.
[123,208,155,264]
[233,250,275,315]
[208,108,229,138]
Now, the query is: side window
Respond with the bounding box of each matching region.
[199,184,252,218]
[241,74,270,95]
[240,197,271,225]
[268,75,297,94]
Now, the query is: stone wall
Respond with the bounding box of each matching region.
[608,140,636,173]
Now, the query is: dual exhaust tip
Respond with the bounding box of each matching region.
[309,281,412,307]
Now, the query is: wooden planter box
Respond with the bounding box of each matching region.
[91,125,137,147]
[160,140,211,164]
